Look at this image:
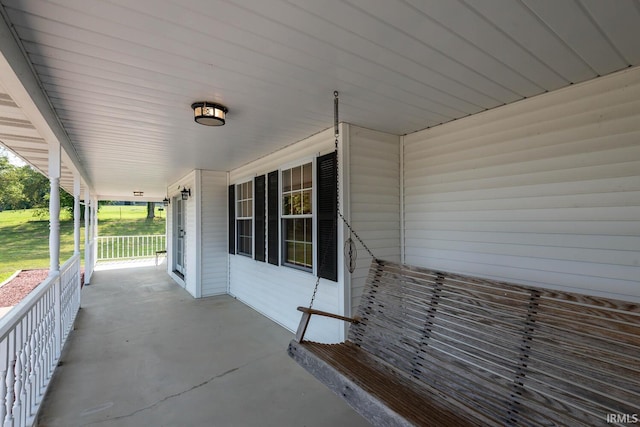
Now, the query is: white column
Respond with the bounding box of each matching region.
[48,140,62,363]
[48,141,61,275]
[84,190,90,285]
[92,197,98,270]
[73,174,81,255]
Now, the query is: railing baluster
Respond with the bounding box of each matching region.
[12,322,23,426]
[4,332,15,426]
[33,300,43,409]
[28,311,36,419]
[95,234,167,262]
[0,338,7,423]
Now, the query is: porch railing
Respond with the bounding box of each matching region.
[0,254,81,426]
[97,235,166,261]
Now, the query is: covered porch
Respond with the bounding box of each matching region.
[37,264,368,426]
[0,1,638,425]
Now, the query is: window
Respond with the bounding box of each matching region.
[236,181,253,257]
[282,162,313,270]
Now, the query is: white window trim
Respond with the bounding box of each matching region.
[235,178,254,258]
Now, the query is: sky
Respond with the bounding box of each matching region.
[0,144,27,166]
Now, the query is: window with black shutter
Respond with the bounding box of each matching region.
[267,170,279,265]
[316,152,337,281]
[254,175,266,262]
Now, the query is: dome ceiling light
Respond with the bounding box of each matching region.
[191,101,228,126]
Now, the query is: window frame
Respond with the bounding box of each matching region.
[280,158,316,274]
[235,179,254,258]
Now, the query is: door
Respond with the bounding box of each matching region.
[174,197,186,275]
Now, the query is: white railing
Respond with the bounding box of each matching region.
[85,237,95,285]
[0,254,81,426]
[96,235,166,261]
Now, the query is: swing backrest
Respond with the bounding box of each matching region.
[346,259,640,425]
[348,259,532,422]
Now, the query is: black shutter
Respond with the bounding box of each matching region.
[317,152,338,282]
[254,175,266,262]
[228,184,235,255]
[267,170,279,265]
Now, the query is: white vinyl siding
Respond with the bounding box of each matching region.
[185,181,197,296]
[201,170,228,297]
[180,173,198,297]
[347,126,401,312]
[229,127,345,342]
[403,67,640,302]
[167,170,227,298]
[167,171,197,295]
[165,196,174,277]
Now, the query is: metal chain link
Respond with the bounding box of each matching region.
[308,91,376,309]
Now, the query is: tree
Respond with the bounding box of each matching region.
[0,156,26,210]
[146,202,155,219]
[60,189,78,219]
[17,165,49,208]
[0,148,74,215]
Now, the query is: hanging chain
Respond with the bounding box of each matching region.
[338,211,375,260]
[308,278,320,309]
[308,91,339,309]
[345,238,357,273]
[334,91,340,217]
[333,91,375,259]
[309,91,376,308]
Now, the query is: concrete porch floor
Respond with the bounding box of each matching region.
[36,266,371,427]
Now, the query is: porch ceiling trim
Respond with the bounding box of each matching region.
[0,8,93,194]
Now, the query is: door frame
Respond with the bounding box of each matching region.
[173,196,186,277]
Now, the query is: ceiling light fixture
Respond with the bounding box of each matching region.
[133,191,144,197]
[191,101,227,126]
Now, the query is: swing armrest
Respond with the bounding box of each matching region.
[295,306,360,343]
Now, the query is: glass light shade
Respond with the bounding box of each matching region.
[181,188,191,200]
[192,102,227,126]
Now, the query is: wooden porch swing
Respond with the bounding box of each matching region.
[287,94,640,426]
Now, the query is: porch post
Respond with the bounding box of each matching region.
[84,190,91,285]
[48,139,62,360]
[92,196,98,268]
[48,140,61,274]
[73,173,81,255]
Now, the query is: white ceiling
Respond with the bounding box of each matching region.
[1,0,640,200]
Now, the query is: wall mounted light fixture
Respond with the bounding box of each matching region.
[163,197,170,206]
[181,187,191,200]
[191,101,227,126]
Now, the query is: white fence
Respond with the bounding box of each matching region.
[97,235,166,261]
[0,254,81,426]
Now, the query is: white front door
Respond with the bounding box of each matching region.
[174,198,186,275]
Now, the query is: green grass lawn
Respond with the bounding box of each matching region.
[0,205,166,283]
[98,205,166,235]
